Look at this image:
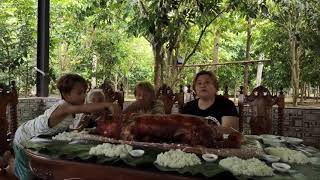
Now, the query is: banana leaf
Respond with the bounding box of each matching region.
[154,162,227,177]
[122,148,162,167]
[24,140,320,180]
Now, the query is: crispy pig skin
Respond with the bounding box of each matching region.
[97,114,242,148]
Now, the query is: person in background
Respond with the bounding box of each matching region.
[72,88,106,130]
[100,80,124,109]
[13,74,120,180]
[119,83,125,98]
[123,81,164,114]
[184,84,195,104]
[181,70,239,133]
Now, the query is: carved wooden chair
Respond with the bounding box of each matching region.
[238,86,285,135]
[223,85,230,99]
[157,85,175,114]
[0,81,18,173]
[173,91,184,113]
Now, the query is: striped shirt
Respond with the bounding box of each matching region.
[14,100,81,147]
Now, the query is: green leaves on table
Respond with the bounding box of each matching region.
[25,141,227,177]
[154,162,227,177]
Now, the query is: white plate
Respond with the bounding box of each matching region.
[262,154,280,162]
[30,137,52,143]
[245,135,262,140]
[304,146,318,153]
[262,138,285,144]
[202,153,218,162]
[282,137,303,145]
[223,134,229,139]
[260,134,280,139]
[309,157,320,165]
[272,162,291,172]
[129,149,145,157]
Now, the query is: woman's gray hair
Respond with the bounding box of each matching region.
[86,89,105,103]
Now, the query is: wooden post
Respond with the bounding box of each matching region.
[238,86,244,133]
[36,0,50,97]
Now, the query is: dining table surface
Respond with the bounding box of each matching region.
[24,134,320,180]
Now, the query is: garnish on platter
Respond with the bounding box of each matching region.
[154,149,201,168]
[52,131,86,141]
[265,147,309,164]
[89,143,133,158]
[219,157,274,176]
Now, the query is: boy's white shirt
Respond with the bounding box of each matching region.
[14,100,82,147]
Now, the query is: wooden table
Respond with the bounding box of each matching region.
[26,149,235,180]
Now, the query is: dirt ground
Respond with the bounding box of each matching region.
[284,97,320,107]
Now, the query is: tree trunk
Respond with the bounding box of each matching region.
[212,29,220,73]
[304,83,307,101]
[114,73,118,91]
[300,83,306,104]
[316,86,320,103]
[289,31,300,107]
[25,60,29,97]
[153,43,163,90]
[91,54,98,88]
[160,53,165,86]
[234,83,237,103]
[244,18,252,95]
[59,42,69,72]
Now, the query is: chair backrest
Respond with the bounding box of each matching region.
[157,85,175,114]
[238,86,285,135]
[223,85,230,99]
[0,81,18,155]
[174,91,184,111]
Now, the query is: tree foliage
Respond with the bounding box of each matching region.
[0,0,319,103]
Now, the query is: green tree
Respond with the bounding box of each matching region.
[265,0,319,106]
[0,0,37,96]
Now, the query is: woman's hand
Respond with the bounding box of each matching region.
[72,115,91,130]
[106,103,121,118]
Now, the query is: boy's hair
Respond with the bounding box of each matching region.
[192,70,219,91]
[57,74,88,99]
[134,81,156,100]
[86,89,105,103]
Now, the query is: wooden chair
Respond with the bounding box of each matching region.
[0,81,18,173]
[238,86,284,135]
[223,85,230,99]
[157,85,175,114]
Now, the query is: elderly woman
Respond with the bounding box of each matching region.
[181,71,239,133]
[123,81,164,114]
